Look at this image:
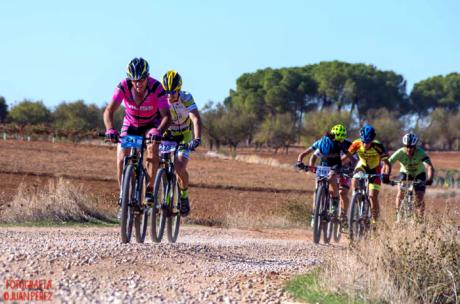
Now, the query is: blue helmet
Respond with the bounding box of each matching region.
[360,124,376,143]
[126,57,149,80]
[318,135,334,156]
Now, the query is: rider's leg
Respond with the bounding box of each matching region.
[175,154,189,192]
[415,191,425,219]
[339,176,351,217]
[368,186,380,221]
[339,187,349,217]
[414,173,427,219]
[116,145,130,189]
[146,142,160,189]
[328,173,340,211]
[395,188,404,215]
[175,152,191,216]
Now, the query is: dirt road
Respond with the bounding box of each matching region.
[0,226,342,303]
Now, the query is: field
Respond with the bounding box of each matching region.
[0,140,459,227]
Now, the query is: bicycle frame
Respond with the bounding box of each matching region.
[348,171,381,241]
[392,178,425,222]
[158,140,188,212]
[119,135,150,210]
[353,171,380,218]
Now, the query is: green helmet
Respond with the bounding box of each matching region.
[331,124,347,141]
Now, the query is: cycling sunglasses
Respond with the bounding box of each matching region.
[131,77,147,83]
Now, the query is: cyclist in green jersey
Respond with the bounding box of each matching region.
[388,133,435,218]
[161,70,202,217]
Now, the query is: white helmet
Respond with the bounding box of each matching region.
[402,133,418,146]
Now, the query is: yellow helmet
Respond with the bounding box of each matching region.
[162,70,182,92]
[330,124,347,141]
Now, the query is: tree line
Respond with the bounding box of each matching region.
[0,98,124,140]
[201,61,460,151]
[1,60,459,149]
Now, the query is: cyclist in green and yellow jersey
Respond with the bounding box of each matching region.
[161,70,202,217]
[388,132,435,218]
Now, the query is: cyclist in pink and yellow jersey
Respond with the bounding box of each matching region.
[103,58,171,207]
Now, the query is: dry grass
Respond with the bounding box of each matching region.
[0,178,112,224]
[319,213,460,303]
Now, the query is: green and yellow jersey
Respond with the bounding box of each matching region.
[389,147,432,176]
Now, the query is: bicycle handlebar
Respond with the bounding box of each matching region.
[389,179,426,187]
[295,164,352,176]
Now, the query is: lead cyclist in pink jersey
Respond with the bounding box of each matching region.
[103,58,171,208]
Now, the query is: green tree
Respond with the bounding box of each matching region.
[218,107,255,154]
[254,113,297,153]
[301,108,353,145]
[365,108,403,150]
[428,108,460,150]
[8,100,51,125]
[201,102,226,150]
[345,64,409,120]
[225,67,317,132]
[411,73,460,117]
[53,100,103,131]
[0,96,8,123]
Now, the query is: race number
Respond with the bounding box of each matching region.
[121,135,143,149]
[159,141,177,154]
[316,165,331,178]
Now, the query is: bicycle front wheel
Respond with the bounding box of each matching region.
[397,194,414,223]
[150,168,167,243]
[167,178,181,243]
[332,202,342,243]
[313,185,327,244]
[120,164,136,244]
[134,172,149,243]
[348,193,365,241]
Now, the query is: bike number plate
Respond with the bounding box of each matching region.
[121,135,143,149]
[159,141,177,154]
[316,166,330,178]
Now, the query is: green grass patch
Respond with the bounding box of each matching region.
[285,268,362,304]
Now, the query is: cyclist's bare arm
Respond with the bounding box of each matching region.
[297,147,314,163]
[382,159,392,175]
[424,161,435,181]
[103,100,121,130]
[308,153,318,167]
[189,109,202,139]
[341,151,353,163]
[157,107,172,134]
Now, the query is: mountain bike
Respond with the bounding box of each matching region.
[390,178,425,223]
[119,135,150,244]
[301,165,341,244]
[348,171,381,241]
[150,135,186,243]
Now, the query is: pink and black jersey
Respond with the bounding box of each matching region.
[112,77,169,129]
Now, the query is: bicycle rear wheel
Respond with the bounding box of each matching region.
[150,168,167,243]
[120,164,135,244]
[348,193,365,241]
[167,178,181,243]
[134,172,149,243]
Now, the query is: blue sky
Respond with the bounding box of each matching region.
[0,0,459,110]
